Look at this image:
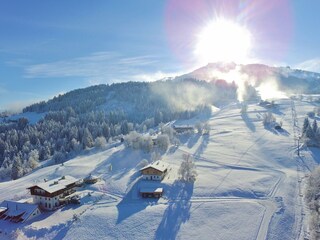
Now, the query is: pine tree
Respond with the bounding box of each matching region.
[11,155,23,180]
[303,117,310,134]
[82,128,94,148]
[306,125,315,139]
[312,119,318,134]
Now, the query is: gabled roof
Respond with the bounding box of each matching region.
[84,174,99,181]
[140,160,169,173]
[28,175,78,194]
[0,200,39,222]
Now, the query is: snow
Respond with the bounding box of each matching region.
[30,175,79,194]
[0,98,316,239]
[140,160,169,172]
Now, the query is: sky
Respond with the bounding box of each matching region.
[0,0,320,112]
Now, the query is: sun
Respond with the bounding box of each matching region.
[194,19,252,64]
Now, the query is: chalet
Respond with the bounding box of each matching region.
[140,187,163,198]
[27,175,80,210]
[140,161,169,181]
[173,125,194,133]
[0,200,40,223]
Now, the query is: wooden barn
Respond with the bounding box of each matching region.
[140,187,163,198]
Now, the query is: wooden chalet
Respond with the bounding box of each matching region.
[140,161,169,181]
[27,175,80,210]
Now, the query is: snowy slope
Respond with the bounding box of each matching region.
[0,112,45,124]
[0,98,317,239]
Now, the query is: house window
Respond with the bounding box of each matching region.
[45,203,47,208]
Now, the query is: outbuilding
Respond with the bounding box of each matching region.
[83,174,99,184]
[0,200,41,223]
[140,187,163,198]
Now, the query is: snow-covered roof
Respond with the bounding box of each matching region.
[140,187,163,193]
[84,174,99,181]
[140,160,169,173]
[173,125,194,129]
[0,200,39,222]
[0,206,7,212]
[29,175,78,194]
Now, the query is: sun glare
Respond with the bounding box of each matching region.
[195,19,252,64]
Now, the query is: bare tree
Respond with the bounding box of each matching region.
[179,154,197,182]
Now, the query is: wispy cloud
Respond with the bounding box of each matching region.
[24,51,170,83]
[294,58,320,73]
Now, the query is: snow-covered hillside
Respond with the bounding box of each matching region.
[0,98,317,239]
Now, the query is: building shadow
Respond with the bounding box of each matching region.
[154,181,194,240]
[116,179,160,224]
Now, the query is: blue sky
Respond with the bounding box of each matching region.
[1,0,320,112]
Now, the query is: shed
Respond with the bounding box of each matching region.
[140,187,163,198]
[83,174,99,184]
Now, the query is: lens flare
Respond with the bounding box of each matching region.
[194,19,252,64]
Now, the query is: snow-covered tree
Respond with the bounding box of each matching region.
[262,112,276,126]
[179,154,197,182]
[303,117,310,135]
[94,136,107,149]
[156,134,170,152]
[28,149,39,169]
[11,155,23,180]
[82,128,94,148]
[312,119,318,134]
[52,151,65,164]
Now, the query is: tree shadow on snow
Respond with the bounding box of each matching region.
[241,113,256,132]
[155,181,194,240]
[194,134,209,158]
[309,147,320,164]
[187,133,201,149]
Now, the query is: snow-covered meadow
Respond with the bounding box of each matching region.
[0,98,317,239]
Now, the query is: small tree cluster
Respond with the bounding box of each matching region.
[302,118,320,146]
[262,112,276,126]
[124,131,153,152]
[179,154,197,182]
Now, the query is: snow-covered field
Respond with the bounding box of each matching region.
[0,98,317,240]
